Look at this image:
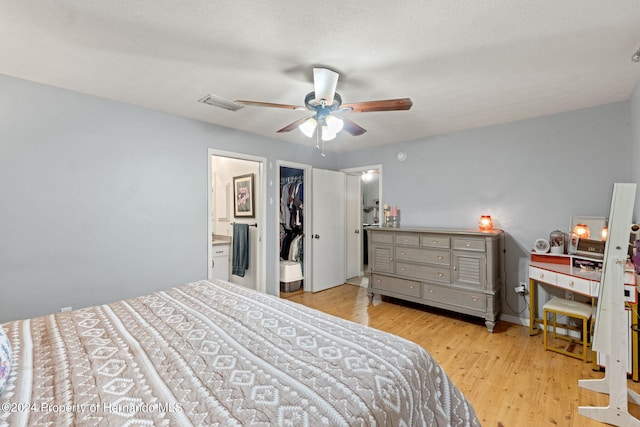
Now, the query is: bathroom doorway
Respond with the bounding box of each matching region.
[208,149,266,292]
[342,165,382,287]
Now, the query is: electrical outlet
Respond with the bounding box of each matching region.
[514,285,526,294]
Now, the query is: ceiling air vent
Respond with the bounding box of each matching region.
[198,94,244,111]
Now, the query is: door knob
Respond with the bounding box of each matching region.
[355,229,360,234]
[314,234,320,239]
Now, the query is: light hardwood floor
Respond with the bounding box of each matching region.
[281,284,640,427]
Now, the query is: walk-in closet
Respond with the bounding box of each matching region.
[279,166,304,292]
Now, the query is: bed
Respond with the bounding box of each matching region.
[0,279,479,426]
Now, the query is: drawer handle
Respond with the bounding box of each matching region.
[376,279,381,283]
[539,273,544,279]
[433,240,438,244]
[569,281,575,287]
[429,289,435,293]
[437,272,443,277]
[401,251,406,255]
[471,296,479,302]
[401,267,406,271]
[437,255,443,260]
[409,285,414,289]
[465,242,471,247]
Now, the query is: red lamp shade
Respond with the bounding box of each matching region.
[479,215,493,231]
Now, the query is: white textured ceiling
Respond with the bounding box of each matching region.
[2,1,640,152]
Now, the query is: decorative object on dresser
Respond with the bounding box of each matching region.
[478,215,494,231]
[366,227,504,332]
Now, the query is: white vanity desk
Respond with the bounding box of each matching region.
[528,252,638,380]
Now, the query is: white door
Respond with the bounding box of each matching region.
[345,174,362,279]
[311,169,346,292]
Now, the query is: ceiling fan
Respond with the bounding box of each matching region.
[234,68,413,155]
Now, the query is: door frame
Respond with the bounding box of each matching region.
[345,173,362,278]
[276,160,312,292]
[341,164,383,282]
[208,148,267,293]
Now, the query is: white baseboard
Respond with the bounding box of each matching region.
[500,313,529,326]
[501,313,583,339]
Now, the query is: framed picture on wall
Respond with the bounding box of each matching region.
[233,173,255,218]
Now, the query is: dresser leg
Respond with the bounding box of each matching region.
[485,319,496,333]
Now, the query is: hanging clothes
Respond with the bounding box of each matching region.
[289,234,303,262]
[280,172,304,262]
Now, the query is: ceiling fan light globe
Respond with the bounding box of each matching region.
[325,115,344,134]
[299,117,317,137]
[321,127,337,141]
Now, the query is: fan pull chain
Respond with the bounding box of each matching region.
[316,125,326,156]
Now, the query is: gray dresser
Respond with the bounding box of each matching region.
[366,227,504,332]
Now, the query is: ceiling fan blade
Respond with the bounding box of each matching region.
[313,68,339,106]
[341,98,413,113]
[277,115,315,133]
[235,100,306,110]
[338,115,367,136]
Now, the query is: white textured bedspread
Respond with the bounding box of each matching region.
[1,280,479,426]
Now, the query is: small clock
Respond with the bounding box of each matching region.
[534,238,550,253]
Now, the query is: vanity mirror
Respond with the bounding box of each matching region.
[568,215,608,257]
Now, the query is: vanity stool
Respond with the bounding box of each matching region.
[543,296,594,362]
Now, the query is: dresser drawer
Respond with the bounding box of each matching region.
[395,247,450,266]
[556,274,591,296]
[452,237,486,252]
[422,283,487,312]
[529,266,557,285]
[420,234,451,249]
[395,233,420,246]
[396,261,451,283]
[371,274,420,298]
[369,231,393,244]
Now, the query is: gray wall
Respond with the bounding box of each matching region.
[336,102,634,323]
[0,74,333,323]
[2,71,638,325]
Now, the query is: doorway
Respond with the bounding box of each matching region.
[276,162,347,296]
[342,165,382,287]
[208,149,266,292]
